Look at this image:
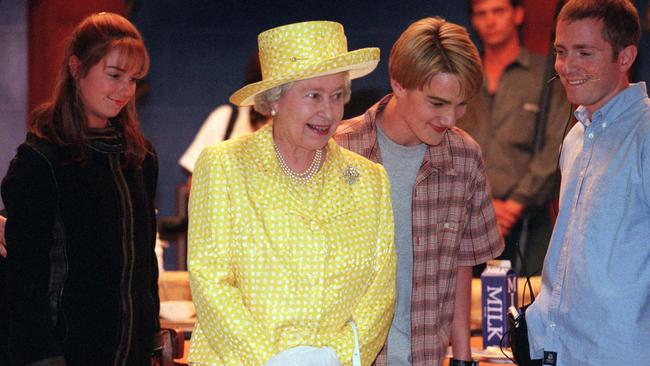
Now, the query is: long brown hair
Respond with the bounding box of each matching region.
[29,12,150,166]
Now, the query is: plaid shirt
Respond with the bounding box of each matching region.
[335,95,503,366]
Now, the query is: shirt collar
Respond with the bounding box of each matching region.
[574,82,648,127]
[480,47,531,91]
[361,94,456,177]
[481,46,532,70]
[574,105,592,127]
[355,94,392,163]
[514,47,533,69]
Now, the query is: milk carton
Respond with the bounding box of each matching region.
[481,260,517,348]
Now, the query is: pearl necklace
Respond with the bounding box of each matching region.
[273,141,323,183]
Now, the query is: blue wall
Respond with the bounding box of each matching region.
[1,1,648,216]
[129,1,650,269]
[130,0,474,218]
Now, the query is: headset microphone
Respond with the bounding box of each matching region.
[547,74,601,83]
[547,74,559,83]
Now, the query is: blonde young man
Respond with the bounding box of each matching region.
[336,17,503,366]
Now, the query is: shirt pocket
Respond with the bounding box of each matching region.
[435,220,463,269]
[503,102,539,150]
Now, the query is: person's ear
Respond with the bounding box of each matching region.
[68,55,81,79]
[270,101,279,117]
[617,44,637,73]
[390,78,407,98]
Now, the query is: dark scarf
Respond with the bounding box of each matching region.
[86,126,125,154]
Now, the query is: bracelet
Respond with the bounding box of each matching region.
[449,358,479,366]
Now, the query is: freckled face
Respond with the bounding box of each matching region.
[394,72,468,146]
[75,48,141,128]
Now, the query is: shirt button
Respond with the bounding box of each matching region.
[550,322,556,330]
[588,132,594,139]
[554,284,561,292]
[601,122,607,128]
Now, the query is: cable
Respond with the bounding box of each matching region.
[500,324,518,363]
[501,103,575,363]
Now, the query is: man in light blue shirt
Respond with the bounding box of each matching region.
[525,0,650,365]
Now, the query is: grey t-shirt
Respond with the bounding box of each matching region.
[377,123,427,366]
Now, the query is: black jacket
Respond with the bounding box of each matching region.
[1,129,159,366]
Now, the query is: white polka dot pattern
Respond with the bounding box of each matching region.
[260,21,347,78]
[187,124,396,366]
[229,21,380,106]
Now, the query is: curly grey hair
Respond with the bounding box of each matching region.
[253,73,352,116]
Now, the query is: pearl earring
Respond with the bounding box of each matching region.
[271,109,277,116]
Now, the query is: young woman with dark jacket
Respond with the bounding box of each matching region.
[1,12,159,366]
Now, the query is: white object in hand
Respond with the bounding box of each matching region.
[264,346,341,366]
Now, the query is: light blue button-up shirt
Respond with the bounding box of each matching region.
[526,82,650,365]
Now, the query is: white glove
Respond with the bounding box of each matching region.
[264,346,341,366]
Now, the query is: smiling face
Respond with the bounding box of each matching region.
[271,72,348,156]
[470,0,523,48]
[391,72,468,146]
[72,47,141,128]
[554,18,635,117]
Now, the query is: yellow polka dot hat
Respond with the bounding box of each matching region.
[230,20,380,106]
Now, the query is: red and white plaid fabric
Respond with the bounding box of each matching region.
[335,95,503,366]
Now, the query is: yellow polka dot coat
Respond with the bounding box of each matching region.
[187,124,396,365]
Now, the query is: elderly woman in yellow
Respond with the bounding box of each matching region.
[187,21,396,366]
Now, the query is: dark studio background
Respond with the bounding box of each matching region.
[129,0,475,213]
[1,0,649,268]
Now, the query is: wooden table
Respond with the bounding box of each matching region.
[174,336,513,365]
[173,340,190,365]
[443,336,515,365]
